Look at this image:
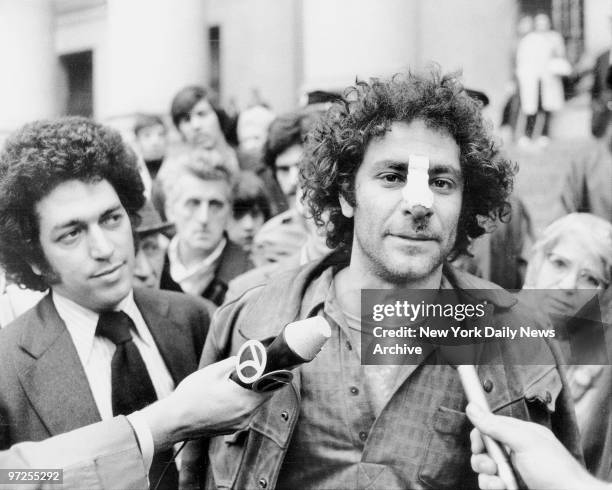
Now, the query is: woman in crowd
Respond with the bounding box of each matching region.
[521,212,612,480]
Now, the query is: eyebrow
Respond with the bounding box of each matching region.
[429,164,462,179]
[373,160,462,177]
[51,205,123,233]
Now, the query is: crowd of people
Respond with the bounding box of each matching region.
[0,35,610,490]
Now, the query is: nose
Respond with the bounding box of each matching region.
[408,204,433,220]
[556,269,579,291]
[241,213,255,232]
[196,202,210,224]
[88,226,114,260]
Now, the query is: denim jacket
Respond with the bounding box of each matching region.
[187,253,583,490]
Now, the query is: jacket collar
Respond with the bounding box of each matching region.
[15,289,194,437]
[238,252,517,341]
[16,294,101,436]
[133,287,196,384]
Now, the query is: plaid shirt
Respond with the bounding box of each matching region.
[191,253,582,490]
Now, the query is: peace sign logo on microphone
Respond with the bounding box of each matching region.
[235,339,267,384]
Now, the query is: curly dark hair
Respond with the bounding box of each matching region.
[301,69,516,259]
[263,108,323,173]
[0,117,145,291]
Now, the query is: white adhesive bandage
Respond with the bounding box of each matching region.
[402,154,433,208]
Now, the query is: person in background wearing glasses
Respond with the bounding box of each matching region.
[520,212,612,480]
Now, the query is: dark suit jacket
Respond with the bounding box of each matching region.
[0,287,211,448]
[160,239,253,306]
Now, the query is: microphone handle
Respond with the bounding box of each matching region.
[264,329,308,372]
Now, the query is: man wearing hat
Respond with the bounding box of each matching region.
[133,200,173,289]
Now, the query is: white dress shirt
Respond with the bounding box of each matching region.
[53,290,175,470]
[168,236,226,296]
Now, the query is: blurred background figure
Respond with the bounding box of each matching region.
[170,85,239,174]
[236,104,275,169]
[133,113,168,180]
[559,100,612,222]
[263,110,306,210]
[521,213,612,481]
[453,88,534,289]
[500,15,533,143]
[0,270,44,329]
[249,108,325,266]
[228,171,272,255]
[452,195,533,289]
[133,201,173,289]
[226,194,332,301]
[160,159,252,305]
[516,13,570,147]
[591,12,612,138]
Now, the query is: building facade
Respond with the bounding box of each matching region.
[0,0,608,141]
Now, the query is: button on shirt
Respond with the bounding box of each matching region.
[276,269,469,490]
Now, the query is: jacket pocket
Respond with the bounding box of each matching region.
[512,368,563,427]
[417,406,471,489]
[207,429,250,489]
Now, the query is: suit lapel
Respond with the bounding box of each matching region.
[134,288,195,385]
[16,295,100,436]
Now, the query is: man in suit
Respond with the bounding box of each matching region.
[159,158,252,305]
[0,357,270,490]
[0,117,212,489]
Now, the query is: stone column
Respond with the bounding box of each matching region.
[0,0,56,134]
[104,0,207,118]
[301,0,415,91]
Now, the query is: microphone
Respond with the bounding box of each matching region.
[231,316,332,393]
[457,365,519,490]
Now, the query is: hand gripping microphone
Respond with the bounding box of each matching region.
[231,316,332,393]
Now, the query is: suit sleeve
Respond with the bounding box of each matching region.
[179,297,245,489]
[0,416,148,490]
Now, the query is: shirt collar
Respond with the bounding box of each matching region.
[52,289,148,366]
[300,260,510,320]
[167,235,227,282]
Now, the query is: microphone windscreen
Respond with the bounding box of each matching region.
[283,316,332,361]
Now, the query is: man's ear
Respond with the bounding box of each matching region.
[29,263,42,276]
[338,194,354,219]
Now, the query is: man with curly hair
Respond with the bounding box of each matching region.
[0,117,214,489]
[187,71,582,489]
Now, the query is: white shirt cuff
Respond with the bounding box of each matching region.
[126,411,154,473]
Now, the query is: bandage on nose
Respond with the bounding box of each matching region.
[402,155,433,209]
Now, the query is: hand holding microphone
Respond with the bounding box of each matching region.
[231,316,332,393]
[458,365,519,490]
